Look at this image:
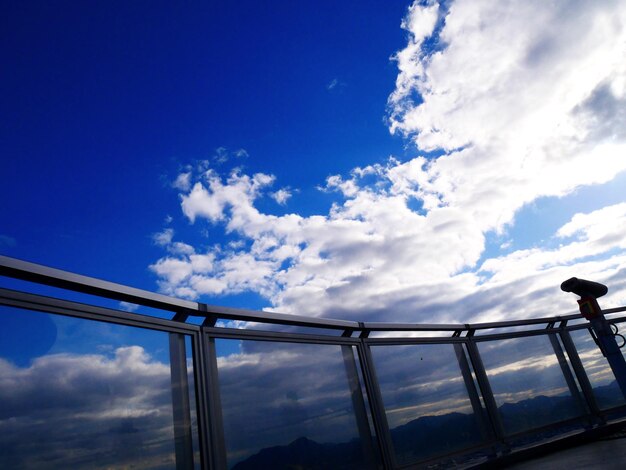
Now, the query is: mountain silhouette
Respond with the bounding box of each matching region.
[231,381,624,469]
[231,436,365,470]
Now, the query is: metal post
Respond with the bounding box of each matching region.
[341,345,378,469]
[548,332,590,421]
[204,332,228,469]
[453,343,492,441]
[465,340,506,443]
[560,329,604,423]
[169,333,195,470]
[357,341,397,469]
[191,331,213,469]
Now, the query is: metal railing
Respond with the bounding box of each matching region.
[1,254,626,469]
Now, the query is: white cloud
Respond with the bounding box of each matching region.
[151,257,194,285]
[0,346,176,469]
[172,172,191,191]
[211,146,249,164]
[152,228,174,246]
[557,203,626,240]
[214,146,229,163]
[151,0,626,324]
[234,148,249,158]
[481,203,626,282]
[168,241,195,256]
[119,301,139,312]
[271,188,292,205]
[180,169,275,224]
[326,78,346,91]
[387,0,626,221]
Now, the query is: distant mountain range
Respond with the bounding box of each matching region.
[232,381,625,469]
[231,436,365,470]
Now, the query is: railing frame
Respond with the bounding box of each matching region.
[2,255,626,469]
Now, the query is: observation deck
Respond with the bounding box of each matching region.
[1,254,626,469]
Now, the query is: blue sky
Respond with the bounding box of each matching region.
[1,0,408,298]
[2,0,626,323]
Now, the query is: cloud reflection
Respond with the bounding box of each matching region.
[0,347,176,469]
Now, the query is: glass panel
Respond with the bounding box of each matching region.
[0,305,199,469]
[214,339,374,469]
[478,335,584,436]
[370,343,487,466]
[570,327,626,410]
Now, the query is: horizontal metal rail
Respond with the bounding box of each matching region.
[0,255,357,330]
[0,287,199,334]
[0,255,199,312]
[5,255,623,335]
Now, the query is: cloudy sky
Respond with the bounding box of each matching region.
[2,0,626,324]
[2,2,626,464]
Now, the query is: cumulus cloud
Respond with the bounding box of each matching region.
[387,0,626,221]
[150,0,626,325]
[152,166,626,323]
[119,301,140,312]
[153,228,174,246]
[271,188,292,205]
[0,346,178,469]
[172,172,192,191]
[180,169,275,224]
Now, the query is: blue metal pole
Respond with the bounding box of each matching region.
[588,314,626,400]
[561,277,626,401]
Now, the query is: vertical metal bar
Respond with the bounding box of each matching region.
[453,343,492,441]
[169,333,194,470]
[191,331,213,469]
[560,329,604,422]
[357,341,397,469]
[341,345,378,469]
[548,333,590,420]
[204,331,228,469]
[465,340,506,442]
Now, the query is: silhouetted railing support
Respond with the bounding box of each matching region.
[548,332,591,425]
[465,339,507,449]
[357,342,397,469]
[204,335,228,470]
[341,346,378,469]
[559,328,605,424]
[453,343,493,441]
[169,333,195,470]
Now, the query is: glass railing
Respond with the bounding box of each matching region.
[2,255,626,469]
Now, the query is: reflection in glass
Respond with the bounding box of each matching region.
[370,343,486,466]
[478,335,584,436]
[570,328,626,410]
[0,306,199,469]
[214,339,373,469]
